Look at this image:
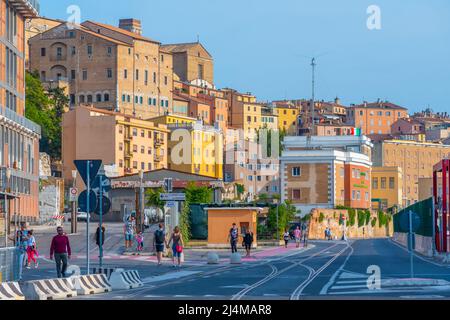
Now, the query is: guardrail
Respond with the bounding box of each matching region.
[0,248,20,283]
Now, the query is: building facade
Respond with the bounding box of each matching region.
[0,0,41,223]
[281,136,373,214]
[372,140,450,207]
[371,166,403,210]
[29,19,173,119]
[346,101,408,135]
[62,106,169,189]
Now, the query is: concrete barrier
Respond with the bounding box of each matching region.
[92,267,116,279]
[109,269,143,290]
[21,278,77,300]
[207,252,220,264]
[230,253,242,264]
[72,274,112,295]
[0,282,25,300]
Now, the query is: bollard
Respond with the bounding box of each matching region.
[207,252,219,264]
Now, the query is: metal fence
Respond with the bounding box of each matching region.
[0,247,20,283]
[394,197,433,237]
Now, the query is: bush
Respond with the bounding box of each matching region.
[357,210,366,227]
[348,209,356,227]
[319,212,325,223]
[365,210,371,225]
[378,211,388,228]
[371,218,377,228]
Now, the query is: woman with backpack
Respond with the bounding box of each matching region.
[154,224,167,266]
[167,226,184,268]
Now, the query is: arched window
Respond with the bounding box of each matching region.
[79,95,85,103]
[96,94,102,102]
[87,95,93,103]
[104,93,110,102]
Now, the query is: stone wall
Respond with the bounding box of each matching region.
[392,232,433,257]
[308,209,393,240]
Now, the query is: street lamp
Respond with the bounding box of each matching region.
[71,170,78,234]
[137,170,145,233]
[273,198,280,244]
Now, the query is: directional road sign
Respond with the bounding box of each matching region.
[94,195,111,216]
[78,190,98,213]
[160,193,186,201]
[74,160,102,188]
[92,174,112,193]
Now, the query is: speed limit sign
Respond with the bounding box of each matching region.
[69,188,78,202]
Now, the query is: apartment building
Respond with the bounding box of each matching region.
[371,166,403,210]
[62,106,169,189]
[0,0,41,223]
[273,102,299,135]
[161,42,214,86]
[315,123,355,137]
[281,136,373,214]
[390,118,426,142]
[29,18,173,119]
[346,101,409,135]
[372,139,450,206]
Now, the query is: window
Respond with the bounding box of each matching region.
[124,69,128,79]
[56,47,62,58]
[71,46,76,55]
[133,161,138,169]
[198,64,204,80]
[119,126,123,134]
[133,145,138,152]
[132,128,138,137]
[145,70,148,84]
[104,93,110,102]
[41,48,46,57]
[96,94,102,102]
[148,147,152,155]
[107,46,112,55]
[87,95,93,103]
[79,95,85,103]
[164,76,168,86]
[365,192,369,201]
[82,69,88,80]
[136,69,139,81]
[340,167,345,177]
[292,167,301,177]
[71,69,76,80]
[87,45,93,55]
[381,177,387,189]
[141,146,145,154]
[119,143,123,151]
[107,68,113,78]
[153,72,157,83]
[389,177,395,189]
[352,190,356,200]
[141,130,145,138]
[70,94,75,105]
[372,178,378,189]
[292,189,301,200]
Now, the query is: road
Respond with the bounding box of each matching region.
[69,238,450,300]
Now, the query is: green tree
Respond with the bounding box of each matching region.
[236,184,245,199]
[268,201,297,240]
[145,187,166,216]
[348,209,356,227]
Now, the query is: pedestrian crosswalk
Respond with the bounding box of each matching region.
[326,271,450,296]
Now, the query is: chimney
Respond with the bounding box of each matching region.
[119,19,142,35]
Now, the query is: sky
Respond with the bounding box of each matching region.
[40,0,450,113]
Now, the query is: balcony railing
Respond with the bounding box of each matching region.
[154,155,164,162]
[0,107,41,136]
[8,0,40,18]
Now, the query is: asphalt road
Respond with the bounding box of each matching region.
[72,238,450,300]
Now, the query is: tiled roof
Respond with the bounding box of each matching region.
[82,21,160,44]
[161,42,212,58]
[351,101,408,110]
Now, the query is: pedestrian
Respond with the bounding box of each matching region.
[324,228,329,240]
[302,229,309,248]
[294,226,302,248]
[13,222,29,280]
[26,230,39,269]
[136,232,144,252]
[153,223,167,266]
[283,230,290,248]
[227,223,239,254]
[123,216,135,249]
[167,226,184,268]
[50,226,71,278]
[327,228,333,241]
[243,229,254,257]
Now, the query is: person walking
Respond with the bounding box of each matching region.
[123,216,135,250]
[294,226,302,248]
[135,232,144,252]
[95,225,106,248]
[153,224,167,266]
[283,230,290,248]
[26,230,39,269]
[167,226,184,268]
[227,223,239,254]
[50,227,71,278]
[243,229,254,257]
[14,223,29,280]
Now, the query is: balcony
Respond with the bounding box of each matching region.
[124,151,133,159]
[124,168,133,175]
[154,155,164,162]
[8,0,40,18]
[0,107,41,136]
[154,138,164,148]
[124,135,133,142]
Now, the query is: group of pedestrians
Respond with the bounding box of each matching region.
[283,224,309,249]
[228,223,254,257]
[152,223,185,268]
[11,223,40,280]
[123,216,146,252]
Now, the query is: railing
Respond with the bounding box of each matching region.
[8,0,40,17]
[0,248,20,282]
[0,107,41,136]
[154,155,163,162]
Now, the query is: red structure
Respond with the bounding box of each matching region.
[433,159,450,253]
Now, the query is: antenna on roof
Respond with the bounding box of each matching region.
[197,34,200,43]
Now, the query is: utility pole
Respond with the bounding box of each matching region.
[310,58,316,137]
[71,170,78,234]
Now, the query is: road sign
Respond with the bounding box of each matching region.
[166,201,176,208]
[94,195,111,216]
[160,193,186,201]
[74,160,102,188]
[400,211,421,233]
[69,188,78,202]
[92,174,112,193]
[78,190,98,213]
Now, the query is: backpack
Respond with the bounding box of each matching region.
[155,230,165,244]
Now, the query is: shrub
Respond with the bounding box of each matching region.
[371,218,377,228]
[348,209,356,227]
[365,210,371,225]
[319,212,325,223]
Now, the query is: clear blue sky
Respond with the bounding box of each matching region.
[40,0,450,113]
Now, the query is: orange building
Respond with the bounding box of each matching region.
[205,207,261,248]
[346,101,408,135]
[1,0,41,223]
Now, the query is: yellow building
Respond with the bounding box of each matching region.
[371,166,403,210]
[149,115,224,179]
[62,106,169,189]
[273,103,299,135]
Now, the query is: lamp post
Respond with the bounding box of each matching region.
[273,198,280,244]
[136,170,144,234]
[71,170,78,234]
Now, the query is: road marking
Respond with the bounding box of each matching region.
[319,246,355,295]
[330,284,370,290]
[400,295,445,299]
[221,285,250,289]
[142,271,201,283]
